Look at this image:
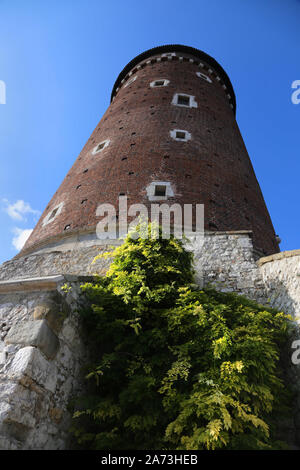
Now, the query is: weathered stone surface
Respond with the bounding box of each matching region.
[9,346,57,393]
[0,233,298,449]
[33,301,65,333]
[0,281,88,450]
[0,401,11,422]
[49,407,63,424]
[0,245,112,281]
[5,320,59,359]
[0,434,21,450]
[258,249,300,266]
[258,252,300,320]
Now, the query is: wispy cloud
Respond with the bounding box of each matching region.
[2,199,41,222]
[12,228,33,251]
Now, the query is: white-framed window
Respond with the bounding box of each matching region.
[124,75,137,88]
[92,139,110,155]
[146,181,174,201]
[170,129,191,142]
[196,71,212,83]
[150,79,170,88]
[161,52,176,58]
[171,93,198,108]
[154,185,166,197]
[42,202,64,227]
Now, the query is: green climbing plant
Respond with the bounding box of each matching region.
[70,223,292,450]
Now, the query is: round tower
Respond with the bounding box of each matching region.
[21,44,279,257]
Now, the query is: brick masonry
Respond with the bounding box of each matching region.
[0,45,296,449]
[21,45,279,257]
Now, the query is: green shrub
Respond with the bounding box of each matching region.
[70,224,291,450]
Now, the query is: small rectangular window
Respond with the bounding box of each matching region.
[93,139,110,155]
[150,79,170,88]
[176,131,186,139]
[154,185,167,197]
[162,52,176,58]
[177,95,190,106]
[49,208,58,220]
[96,142,105,151]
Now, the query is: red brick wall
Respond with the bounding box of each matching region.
[22,50,279,256]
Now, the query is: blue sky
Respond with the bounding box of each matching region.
[0,0,299,263]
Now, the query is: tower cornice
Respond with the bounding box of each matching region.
[111,44,236,114]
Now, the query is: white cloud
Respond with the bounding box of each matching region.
[12,228,33,251]
[2,199,41,222]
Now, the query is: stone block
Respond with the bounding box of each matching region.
[0,401,11,422]
[9,346,57,393]
[5,320,59,359]
[0,434,21,450]
[33,301,65,333]
[0,351,6,364]
[237,237,252,248]
[49,407,63,424]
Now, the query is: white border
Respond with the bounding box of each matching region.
[150,79,170,88]
[171,93,198,108]
[146,181,174,201]
[92,139,110,155]
[42,202,64,227]
[170,129,191,142]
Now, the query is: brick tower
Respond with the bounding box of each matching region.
[21,44,279,257]
[2,46,300,451]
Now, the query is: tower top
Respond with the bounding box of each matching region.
[20,44,278,258]
[111,44,236,113]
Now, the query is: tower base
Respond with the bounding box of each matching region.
[0,232,299,449]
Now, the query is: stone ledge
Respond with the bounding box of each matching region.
[16,225,110,259]
[205,230,252,236]
[0,274,96,294]
[15,227,254,260]
[0,275,65,293]
[257,249,300,267]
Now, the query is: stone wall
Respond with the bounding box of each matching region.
[0,233,299,449]
[0,232,267,305]
[258,250,300,320]
[0,245,112,281]
[256,250,300,447]
[189,231,267,303]
[0,276,90,449]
